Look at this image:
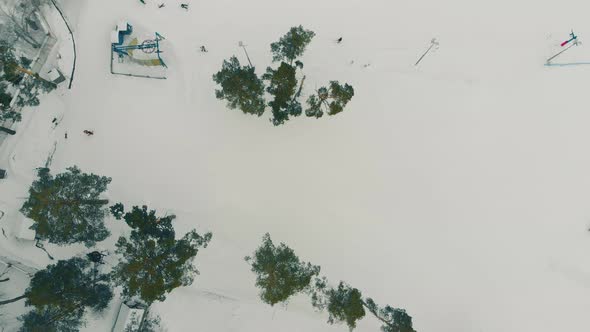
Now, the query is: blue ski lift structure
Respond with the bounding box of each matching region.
[111,22,167,67]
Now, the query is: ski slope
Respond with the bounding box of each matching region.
[3,0,590,331]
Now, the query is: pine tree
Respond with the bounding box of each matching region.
[310,283,416,332]
[18,305,84,332]
[25,257,113,312]
[263,26,313,125]
[112,205,212,304]
[212,56,266,116]
[110,202,125,220]
[113,205,174,238]
[262,62,301,125]
[322,282,366,330]
[246,234,415,332]
[306,81,354,118]
[270,25,316,64]
[213,26,355,125]
[364,298,415,332]
[11,257,113,331]
[245,233,320,305]
[20,166,112,247]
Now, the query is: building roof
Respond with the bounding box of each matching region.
[47,68,60,81]
[117,21,129,32]
[14,216,36,241]
[112,303,145,332]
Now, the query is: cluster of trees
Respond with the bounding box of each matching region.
[0,0,56,123]
[213,26,354,126]
[1,166,213,331]
[5,257,113,331]
[5,168,418,331]
[246,234,415,332]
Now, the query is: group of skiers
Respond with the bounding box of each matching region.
[139,0,189,10]
[62,130,93,140]
[138,1,346,59]
[54,116,93,139]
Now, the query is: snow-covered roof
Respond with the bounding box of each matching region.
[117,21,129,32]
[14,217,36,241]
[47,68,60,81]
[112,303,145,332]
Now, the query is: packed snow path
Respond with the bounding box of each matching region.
[5,0,590,331]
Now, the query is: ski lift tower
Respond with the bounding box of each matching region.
[111,22,166,68]
[546,30,580,64]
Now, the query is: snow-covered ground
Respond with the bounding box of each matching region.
[3,0,590,331]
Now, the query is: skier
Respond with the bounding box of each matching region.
[83,130,94,136]
[158,3,165,8]
[200,45,208,53]
[336,37,343,43]
[64,132,68,139]
[180,3,189,10]
[560,30,578,47]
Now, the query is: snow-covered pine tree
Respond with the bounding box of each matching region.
[245,233,320,305]
[247,234,415,332]
[263,62,302,125]
[305,81,354,118]
[111,205,212,304]
[11,257,113,331]
[20,166,112,247]
[270,25,315,65]
[212,56,266,116]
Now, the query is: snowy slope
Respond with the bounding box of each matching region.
[3,0,590,331]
